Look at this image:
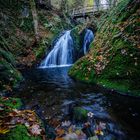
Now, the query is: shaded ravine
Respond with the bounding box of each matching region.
[14,67,140,140]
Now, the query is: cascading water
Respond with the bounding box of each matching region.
[83,29,94,55]
[40,30,74,68]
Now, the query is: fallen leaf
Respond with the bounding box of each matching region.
[0,127,10,134]
[30,124,42,135]
[94,130,104,136]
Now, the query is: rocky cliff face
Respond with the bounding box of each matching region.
[69,0,140,96]
[0,0,73,92]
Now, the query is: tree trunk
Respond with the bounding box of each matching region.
[30,0,39,42]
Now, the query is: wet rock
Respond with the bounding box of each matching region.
[82,122,94,138]
[73,107,88,121]
[61,100,76,116]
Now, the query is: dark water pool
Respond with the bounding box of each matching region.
[14,67,140,140]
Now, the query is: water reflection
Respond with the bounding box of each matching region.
[15,67,140,140]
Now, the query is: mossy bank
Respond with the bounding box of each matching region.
[69,0,140,96]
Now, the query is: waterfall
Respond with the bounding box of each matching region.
[40,30,74,68]
[83,29,94,55]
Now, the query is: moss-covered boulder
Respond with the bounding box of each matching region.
[0,58,23,91]
[73,107,88,121]
[0,97,22,109]
[69,0,140,96]
[0,97,45,140]
[1,125,42,140]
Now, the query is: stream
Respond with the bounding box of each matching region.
[14,66,140,140]
[13,29,140,140]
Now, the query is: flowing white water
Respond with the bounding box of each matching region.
[83,29,94,55]
[40,30,74,68]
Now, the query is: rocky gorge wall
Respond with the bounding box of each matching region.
[69,0,140,96]
[0,0,73,92]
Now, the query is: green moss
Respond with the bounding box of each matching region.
[0,97,43,140]
[69,58,96,82]
[0,48,16,66]
[0,59,23,90]
[73,107,88,121]
[0,97,22,109]
[97,79,129,92]
[71,26,82,51]
[34,39,47,59]
[97,79,140,96]
[2,125,42,140]
[69,0,140,96]
[18,18,34,33]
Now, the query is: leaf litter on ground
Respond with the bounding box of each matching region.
[0,97,45,138]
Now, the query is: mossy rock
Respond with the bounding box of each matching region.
[69,57,95,83]
[1,125,42,140]
[0,97,22,109]
[0,58,23,91]
[69,0,140,96]
[0,48,16,66]
[73,107,88,121]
